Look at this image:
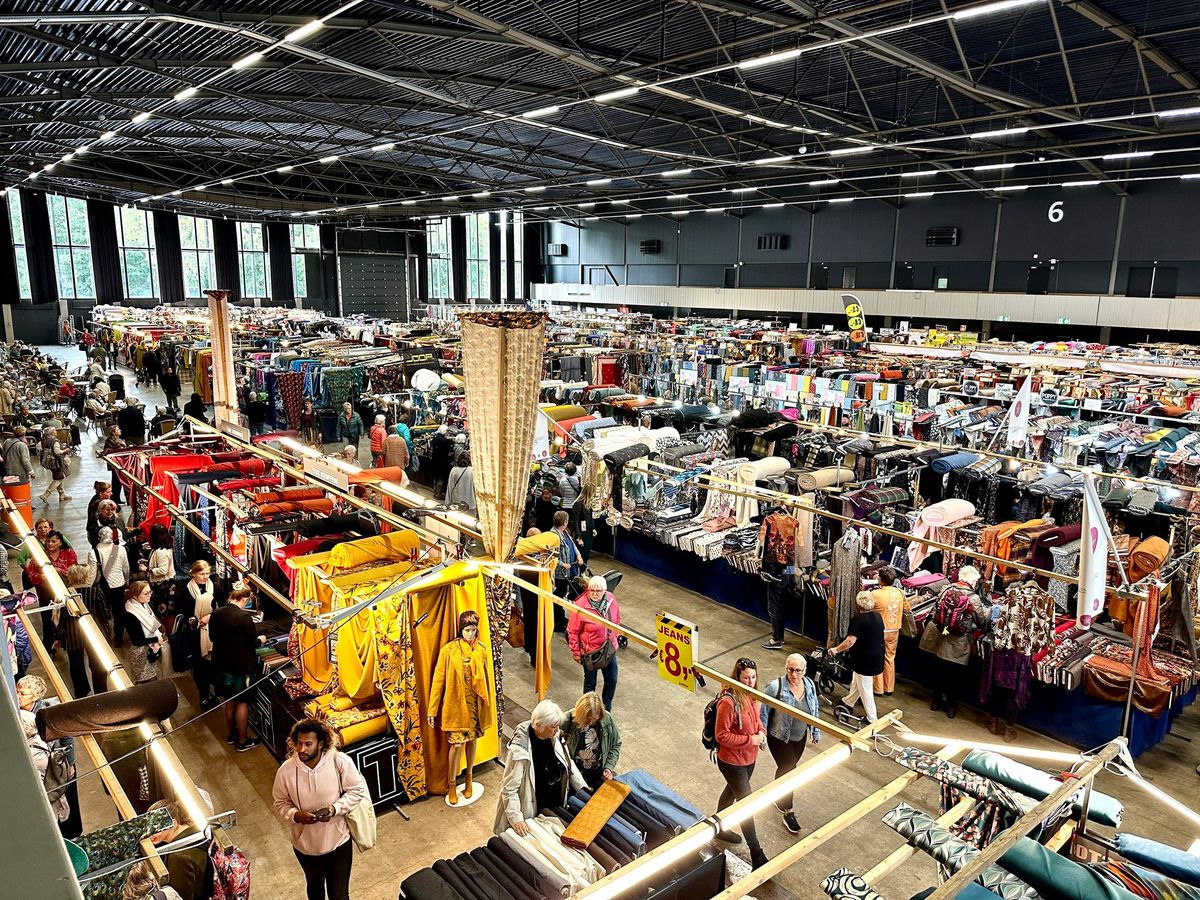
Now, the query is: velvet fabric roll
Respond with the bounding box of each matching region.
[256,498,336,516]
[796,467,855,491]
[253,488,327,504]
[1114,833,1200,889]
[541,404,588,422]
[1128,536,1170,582]
[930,451,980,474]
[961,749,1122,827]
[999,837,1140,900]
[37,679,179,741]
[562,780,631,849]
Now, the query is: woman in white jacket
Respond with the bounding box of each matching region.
[493,700,584,836]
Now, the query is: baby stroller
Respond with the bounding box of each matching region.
[806,646,865,728]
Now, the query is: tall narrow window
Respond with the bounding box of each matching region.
[6,191,31,300]
[114,206,159,299]
[499,211,510,302]
[47,194,95,299]
[290,223,319,299]
[179,215,216,298]
[236,222,270,299]
[464,212,489,300]
[425,218,451,301]
[512,210,525,300]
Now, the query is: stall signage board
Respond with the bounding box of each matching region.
[303,457,350,491]
[656,612,697,692]
[1083,398,1103,411]
[219,420,251,443]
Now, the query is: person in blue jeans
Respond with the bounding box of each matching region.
[567,574,621,710]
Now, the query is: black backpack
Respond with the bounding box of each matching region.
[701,689,737,759]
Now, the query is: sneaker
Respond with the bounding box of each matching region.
[782,812,800,834]
[750,846,769,870]
[717,830,743,845]
[226,733,238,745]
[236,737,262,752]
[760,639,785,650]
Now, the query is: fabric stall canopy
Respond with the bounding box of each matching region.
[460,310,547,561]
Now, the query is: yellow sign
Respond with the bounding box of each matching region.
[656,612,697,692]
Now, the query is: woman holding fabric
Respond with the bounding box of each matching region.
[123,580,163,684]
[567,574,621,710]
[760,653,821,835]
[428,610,494,805]
[561,691,622,789]
[919,565,989,719]
[493,700,584,836]
[714,657,769,869]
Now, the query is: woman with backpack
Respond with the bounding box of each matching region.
[713,657,769,870]
[38,424,71,504]
[566,574,621,710]
[22,710,71,827]
[759,654,821,835]
[919,565,989,719]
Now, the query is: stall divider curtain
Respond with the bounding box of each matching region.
[266,221,295,307]
[152,210,184,304]
[523,219,543,298]
[86,199,124,306]
[504,214,516,302]
[488,211,501,303]
[412,229,429,304]
[450,215,466,305]
[0,191,20,304]
[318,224,339,315]
[19,190,58,306]
[211,219,240,302]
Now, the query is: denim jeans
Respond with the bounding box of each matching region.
[582,653,618,710]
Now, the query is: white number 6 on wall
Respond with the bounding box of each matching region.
[1047,200,1064,223]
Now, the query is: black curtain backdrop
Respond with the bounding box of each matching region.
[153,210,184,304]
[450,215,466,304]
[212,219,240,302]
[319,224,338,313]
[505,215,516,301]
[20,190,58,306]
[265,222,295,307]
[523,220,544,298]
[412,230,429,303]
[0,193,20,304]
[86,199,123,306]
[488,211,501,302]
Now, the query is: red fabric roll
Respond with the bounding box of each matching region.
[254,488,327,504]
[256,499,335,516]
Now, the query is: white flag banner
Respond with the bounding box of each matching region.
[1078,476,1113,627]
[1007,377,1032,450]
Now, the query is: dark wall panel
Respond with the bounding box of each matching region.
[1119,184,1200,259]
[895,195,997,262]
[546,222,580,266]
[339,254,408,318]
[624,218,679,263]
[811,202,894,262]
[680,215,739,265]
[909,261,991,292]
[679,264,726,287]
[626,264,677,286]
[546,264,579,283]
[20,190,57,306]
[580,220,625,266]
[823,261,891,290]
[737,208,811,264]
[739,263,808,288]
[212,219,240,302]
[996,190,1120,261]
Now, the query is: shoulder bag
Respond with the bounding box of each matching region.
[335,751,377,851]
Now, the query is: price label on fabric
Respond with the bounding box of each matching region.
[894,402,913,419]
[995,384,1014,401]
[656,612,697,692]
[303,457,350,490]
[1083,398,1103,411]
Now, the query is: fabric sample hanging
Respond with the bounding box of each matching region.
[830,528,862,645]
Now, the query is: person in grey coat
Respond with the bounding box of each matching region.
[493,700,584,836]
[2,426,33,483]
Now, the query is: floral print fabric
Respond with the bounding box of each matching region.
[821,868,886,899]
[371,593,427,800]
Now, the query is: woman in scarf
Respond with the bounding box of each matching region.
[123,580,163,684]
[26,530,76,650]
[185,561,220,710]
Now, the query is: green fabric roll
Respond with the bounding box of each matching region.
[1000,837,1140,900]
[962,750,1123,827]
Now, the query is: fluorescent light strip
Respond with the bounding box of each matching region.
[276,165,293,173]
[524,105,561,119]
[808,178,838,186]
[319,155,340,164]
[525,186,546,193]
[762,202,785,208]
[994,184,1029,191]
[1157,105,1200,118]
[902,170,937,178]
[285,20,323,42]
[231,52,263,70]
[472,191,491,198]
[1063,179,1100,187]
[828,197,854,203]
[974,162,1015,171]
[578,202,595,209]
[132,111,151,123]
[730,187,756,193]
[1103,150,1155,160]
[905,191,934,198]
[586,178,613,186]
[595,87,639,103]
[173,87,198,101]
[753,155,794,165]
[662,169,693,177]
[953,0,1042,21]
[667,194,690,200]
[830,146,873,156]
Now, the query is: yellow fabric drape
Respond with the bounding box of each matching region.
[298,621,334,695]
[371,592,425,799]
[512,530,560,699]
[328,530,420,571]
[330,562,419,701]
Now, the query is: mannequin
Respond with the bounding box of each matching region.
[428,610,494,805]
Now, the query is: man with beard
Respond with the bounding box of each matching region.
[272,718,367,900]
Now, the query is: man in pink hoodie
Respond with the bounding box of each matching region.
[272,718,368,900]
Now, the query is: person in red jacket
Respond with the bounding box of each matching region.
[715,657,769,869]
[369,415,388,467]
[566,574,621,710]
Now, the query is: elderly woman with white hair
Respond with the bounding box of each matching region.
[21,710,70,825]
[829,591,886,723]
[919,564,989,719]
[494,699,584,836]
[759,653,821,835]
[566,574,622,710]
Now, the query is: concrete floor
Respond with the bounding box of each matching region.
[28,344,1200,900]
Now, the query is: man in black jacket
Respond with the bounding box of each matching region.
[116,399,146,445]
[209,585,265,752]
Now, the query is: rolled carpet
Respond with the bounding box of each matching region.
[1128,536,1170,582]
[999,836,1140,900]
[38,680,179,741]
[961,749,1122,827]
[796,467,855,491]
[930,451,981,474]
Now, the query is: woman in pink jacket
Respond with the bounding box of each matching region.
[566,574,621,710]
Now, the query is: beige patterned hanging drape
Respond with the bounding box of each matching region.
[459,310,546,561]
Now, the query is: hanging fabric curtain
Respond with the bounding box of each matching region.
[459,311,547,561]
[514,530,561,698]
[86,199,124,306]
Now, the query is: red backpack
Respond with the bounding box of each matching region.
[209,840,251,900]
[932,587,975,636]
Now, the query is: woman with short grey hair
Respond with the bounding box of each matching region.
[566,575,622,710]
[760,653,821,835]
[829,591,885,723]
[493,699,583,836]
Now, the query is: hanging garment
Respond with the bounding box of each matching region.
[830,529,862,646]
[1084,583,1174,716]
[907,500,976,571]
[992,581,1055,656]
[429,637,493,740]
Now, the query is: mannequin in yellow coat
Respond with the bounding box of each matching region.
[428,610,494,804]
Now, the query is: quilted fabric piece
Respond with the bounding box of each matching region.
[883,803,1038,899]
[821,868,886,899]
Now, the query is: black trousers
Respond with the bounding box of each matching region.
[106,585,127,644]
[67,646,107,697]
[931,656,966,710]
[766,578,786,643]
[988,685,1020,727]
[716,759,759,847]
[766,733,807,812]
[520,587,538,662]
[192,656,213,702]
[295,838,353,900]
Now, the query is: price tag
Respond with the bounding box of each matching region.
[656,613,697,692]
